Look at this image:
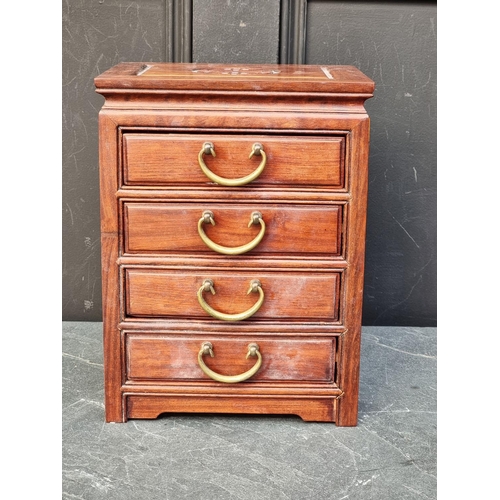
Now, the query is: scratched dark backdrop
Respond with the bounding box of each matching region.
[62,0,437,326]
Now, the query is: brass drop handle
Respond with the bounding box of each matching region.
[197,279,264,321]
[198,142,266,186]
[198,342,262,383]
[198,210,266,255]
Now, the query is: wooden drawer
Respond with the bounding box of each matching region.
[125,334,336,384]
[124,268,341,322]
[123,202,344,257]
[122,133,345,189]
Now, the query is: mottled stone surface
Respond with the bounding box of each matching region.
[62,323,436,499]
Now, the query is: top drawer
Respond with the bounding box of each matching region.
[122,133,346,190]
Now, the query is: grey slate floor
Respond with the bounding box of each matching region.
[62,322,437,499]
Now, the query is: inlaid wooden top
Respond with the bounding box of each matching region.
[94,62,374,94]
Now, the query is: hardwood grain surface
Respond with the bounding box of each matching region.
[125,335,335,383]
[125,268,341,322]
[95,62,373,425]
[123,202,343,256]
[94,62,375,94]
[123,133,345,188]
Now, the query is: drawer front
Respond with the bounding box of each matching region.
[124,268,341,322]
[122,134,345,189]
[125,334,336,383]
[123,202,343,257]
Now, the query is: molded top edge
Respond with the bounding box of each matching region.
[94,62,375,95]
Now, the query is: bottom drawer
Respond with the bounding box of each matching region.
[125,334,336,384]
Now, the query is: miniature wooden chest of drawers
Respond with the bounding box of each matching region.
[94,63,374,426]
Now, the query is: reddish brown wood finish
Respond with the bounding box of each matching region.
[126,336,335,383]
[123,202,343,256]
[126,395,337,422]
[94,62,374,94]
[125,268,341,321]
[123,134,345,188]
[95,62,374,425]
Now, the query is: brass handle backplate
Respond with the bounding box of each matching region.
[198,142,266,186]
[198,210,266,255]
[198,341,262,383]
[197,279,264,321]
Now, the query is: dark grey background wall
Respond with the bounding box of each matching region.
[62,0,437,326]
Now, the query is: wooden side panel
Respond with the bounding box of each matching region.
[126,335,335,382]
[125,268,341,321]
[336,118,370,426]
[99,112,124,422]
[123,134,345,189]
[101,234,123,422]
[124,202,343,256]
